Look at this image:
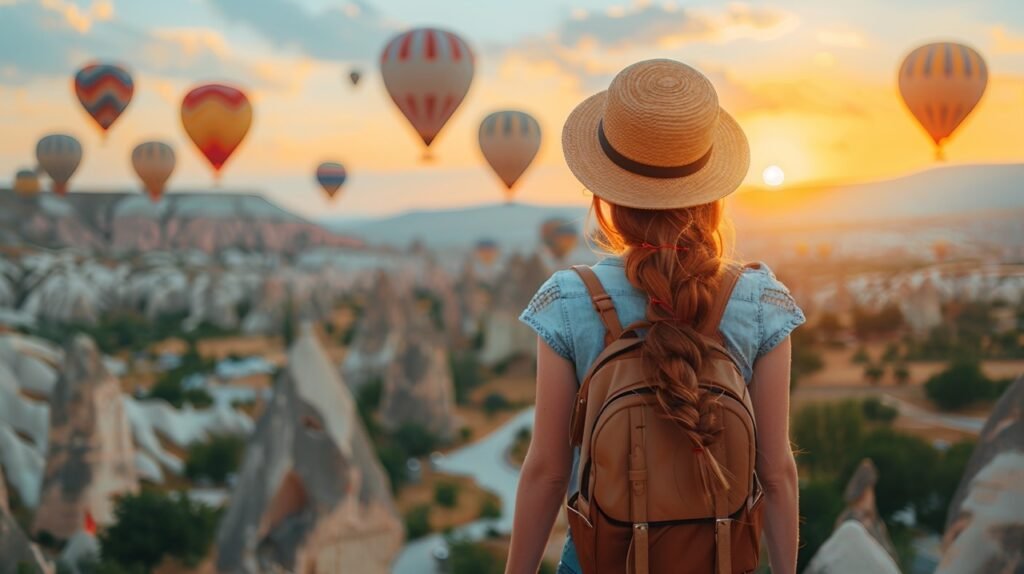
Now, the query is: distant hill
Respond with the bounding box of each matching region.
[0,189,362,254]
[327,164,1024,250]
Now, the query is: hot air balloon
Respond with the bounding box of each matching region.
[180,84,252,180]
[349,68,362,87]
[479,110,541,202]
[380,27,474,157]
[13,169,40,197]
[36,134,82,195]
[932,240,951,262]
[316,161,347,200]
[74,63,133,138]
[898,42,987,160]
[541,218,579,261]
[131,141,175,202]
[474,239,500,266]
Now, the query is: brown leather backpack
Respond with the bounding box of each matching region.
[565,263,764,574]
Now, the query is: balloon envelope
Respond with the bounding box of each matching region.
[479,110,541,201]
[180,84,252,176]
[74,63,133,134]
[380,28,474,150]
[316,162,347,199]
[36,134,82,195]
[474,239,500,266]
[132,141,175,202]
[541,218,578,260]
[898,42,987,158]
[349,69,362,86]
[13,169,40,197]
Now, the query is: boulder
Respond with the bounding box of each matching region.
[32,336,138,540]
[937,375,1024,574]
[215,325,402,573]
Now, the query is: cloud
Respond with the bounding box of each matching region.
[559,2,799,50]
[205,0,395,62]
[991,25,1024,54]
[815,27,866,49]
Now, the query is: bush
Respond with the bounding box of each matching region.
[446,537,503,574]
[404,504,432,540]
[146,378,213,409]
[861,397,898,424]
[893,363,910,385]
[864,363,885,385]
[792,400,865,477]
[450,351,485,405]
[482,392,511,416]
[184,434,246,485]
[393,423,439,458]
[98,489,220,571]
[376,444,409,493]
[479,496,502,520]
[459,426,473,442]
[849,429,938,522]
[797,479,845,572]
[434,482,459,508]
[851,347,870,365]
[924,359,993,410]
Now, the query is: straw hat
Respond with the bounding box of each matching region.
[562,59,749,210]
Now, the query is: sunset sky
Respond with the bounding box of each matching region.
[1,0,1022,217]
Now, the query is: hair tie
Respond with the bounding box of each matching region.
[692,447,704,454]
[640,242,689,252]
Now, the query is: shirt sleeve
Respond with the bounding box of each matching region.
[756,264,806,358]
[518,273,574,362]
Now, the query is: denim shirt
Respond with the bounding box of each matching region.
[519,257,805,385]
[517,256,805,574]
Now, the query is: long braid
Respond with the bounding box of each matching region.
[592,197,730,495]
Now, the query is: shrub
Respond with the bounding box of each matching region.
[393,423,439,458]
[450,351,485,405]
[98,489,220,571]
[797,479,845,572]
[881,343,901,363]
[924,359,992,410]
[482,392,511,416]
[864,363,885,385]
[861,397,898,424]
[446,537,503,574]
[792,400,865,477]
[849,429,938,522]
[459,426,473,442]
[184,434,246,485]
[893,363,910,385]
[404,504,432,540]
[479,496,501,520]
[851,347,870,365]
[434,482,459,508]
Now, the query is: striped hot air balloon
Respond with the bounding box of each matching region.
[36,134,82,195]
[74,63,133,136]
[380,27,474,156]
[180,84,252,179]
[316,161,347,200]
[474,238,500,266]
[479,110,541,202]
[132,141,175,202]
[898,42,987,160]
[13,169,40,197]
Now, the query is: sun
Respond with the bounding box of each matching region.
[762,165,785,187]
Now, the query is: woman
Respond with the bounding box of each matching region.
[507,60,803,574]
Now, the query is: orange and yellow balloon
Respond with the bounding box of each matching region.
[13,169,40,197]
[898,42,987,160]
[180,84,252,180]
[479,110,541,203]
[474,239,500,266]
[541,218,579,261]
[132,141,175,202]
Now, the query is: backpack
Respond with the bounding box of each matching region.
[565,263,764,574]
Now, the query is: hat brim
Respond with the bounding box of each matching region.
[562,91,750,210]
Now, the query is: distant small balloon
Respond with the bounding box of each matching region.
[180,83,252,179]
[13,169,40,197]
[316,162,347,200]
[899,42,987,160]
[474,239,500,266]
[132,141,176,202]
[349,68,362,86]
[36,134,82,196]
[541,217,578,260]
[74,63,133,136]
[479,110,541,202]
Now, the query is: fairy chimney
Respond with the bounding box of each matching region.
[342,272,407,389]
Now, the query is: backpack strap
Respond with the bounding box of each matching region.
[699,262,748,340]
[571,265,623,346]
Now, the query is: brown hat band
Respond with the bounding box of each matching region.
[597,120,714,179]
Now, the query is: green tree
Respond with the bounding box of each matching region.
[446,537,503,574]
[792,401,865,477]
[864,363,885,385]
[849,429,937,522]
[434,482,459,508]
[924,358,992,410]
[98,489,220,571]
[893,363,910,385]
[184,434,246,485]
[797,479,845,572]
[861,397,898,424]
[393,423,439,458]
[851,347,870,365]
[918,440,976,532]
[404,504,432,540]
[482,392,511,416]
[479,496,502,520]
[450,350,486,405]
[881,343,901,363]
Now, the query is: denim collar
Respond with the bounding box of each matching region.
[596,255,624,267]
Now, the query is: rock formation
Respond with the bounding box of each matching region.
[0,464,54,574]
[379,298,458,440]
[342,272,406,389]
[937,375,1024,574]
[479,253,549,366]
[33,336,138,540]
[215,325,402,574]
[805,458,900,574]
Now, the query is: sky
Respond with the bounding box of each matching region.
[1,0,1022,218]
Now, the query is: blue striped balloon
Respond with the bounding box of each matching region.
[35,134,83,195]
[316,161,347,199]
